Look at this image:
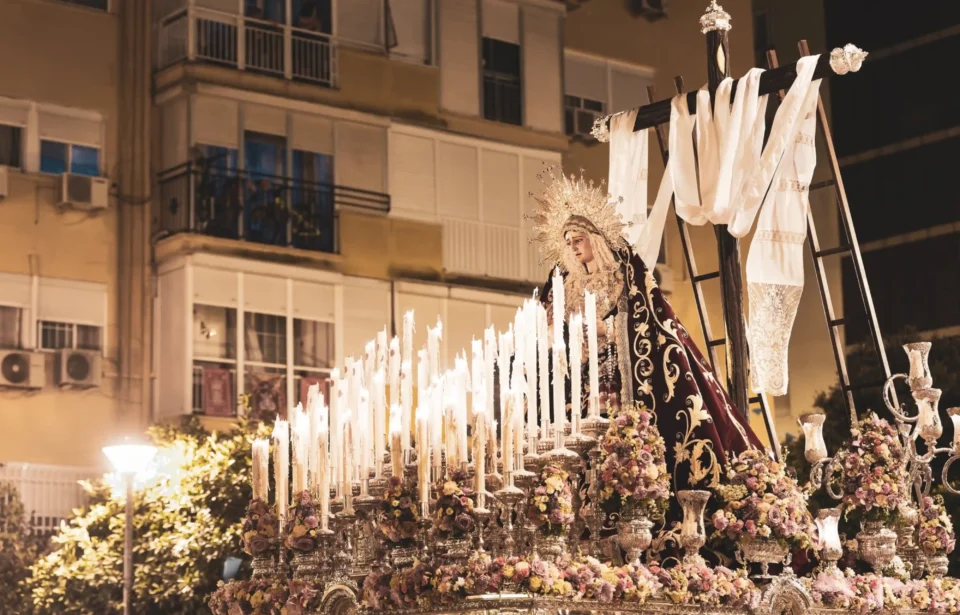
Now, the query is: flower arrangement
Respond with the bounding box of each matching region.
[378,476,420,546]
[710,449,815,549]
[432,563,470,605]
[525,555,573,596]
[652,560,761,609]
[362,560,435,610]
[561,556,662,603]
[284,580,322,615]
[242,498,279,556]
[284,490,320,553]
[527,464,574,536]
[434,470,476,540]
[833,412,909,522]
[597,402,671,519]
[208,578,290,615]
[918,495,957,556]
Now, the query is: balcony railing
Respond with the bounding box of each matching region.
[157,162,390,254]
[156,7,337,87]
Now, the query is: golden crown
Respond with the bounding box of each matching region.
[529,166,630,268]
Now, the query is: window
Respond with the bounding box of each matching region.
[564,95,606,137]
[0,125,22,168]
[40,140,100,177]
[59,0,108,9]
[192,305,238,416]
[245,312,287,366]
[482,38,522,126]
[294,318,334,369]
[37,321,102,351]
[0,306,22,349]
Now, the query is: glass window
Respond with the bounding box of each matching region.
[0,125,22,168]
[0,306,22,348]
[40,140,69,174]
[564,95,606,137]
[70,145,100,177]
[294,319,333,368]
[244,312,287,366]
[77,325,102,351]
[38,321,73,350]
[482,37,522,126]
[193,305,237,360]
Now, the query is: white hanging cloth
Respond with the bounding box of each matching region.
[608,110,649,249]
[740,55,822,396]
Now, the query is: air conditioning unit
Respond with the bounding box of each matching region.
[0,350,45,389]
[60,173,109,210]
[0,165,9,199]
[56,349,102,388]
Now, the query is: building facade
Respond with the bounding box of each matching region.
[1,0,854,525]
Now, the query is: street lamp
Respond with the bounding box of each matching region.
[103,443,157,615]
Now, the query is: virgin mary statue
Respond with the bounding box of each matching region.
[532,168,762,493]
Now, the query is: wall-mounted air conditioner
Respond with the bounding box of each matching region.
[60,173,109,211]
[0,350,45,389]
[56,349,102,388]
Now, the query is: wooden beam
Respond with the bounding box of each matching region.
[611,52,842,132]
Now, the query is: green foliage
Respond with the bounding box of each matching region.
[0,482,47,615]
[24,417,271,615]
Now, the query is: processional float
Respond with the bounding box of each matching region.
[209,3,959,615]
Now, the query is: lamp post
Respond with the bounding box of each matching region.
[102,443,157,615]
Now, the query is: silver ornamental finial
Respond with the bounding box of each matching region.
[591,115,611,143]
[829,43,868,75]
[700,0,731,34]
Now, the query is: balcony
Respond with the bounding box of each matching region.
[157,162,390,254]
[156,6,338,87]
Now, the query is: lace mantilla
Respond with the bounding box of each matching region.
[747,282,803,396]
[754,229,806,244]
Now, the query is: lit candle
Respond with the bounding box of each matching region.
[389,404,403,479]
[456,354,470,466]
[538,303,550,441]
[443,373,458,468]
[402,310,415,368]
[377,328,388,373]
[307,384,324,491]
[513,385,524,465]
[417,403,431,506]
[816,507,842,555]
[799,414,828,463]
[569,312,583,435]
[329,368,341,497]
[358,388,371,479]
[252,439,270,502]
[474,393,486,509]
[400,359,412,456]
[553,343,566,446]
[428,319,443,383]
[348,358,362,481]
[502,389,514,477]
[272,418,289,524]
[484,327,496,426]
[949,408,960,453]
[430,383,443,473]
[498,329,512,436]
[490,418,499,473]
[472,337,483,426]
[373,369,386,477]
[317,399,330,530]
[364,341,376,391]
[552,267,565,347]
[291,404,310,495]
[585,290,600,417]
[389,336,400,409]
[525,299,538,452]
[341,411,354,514]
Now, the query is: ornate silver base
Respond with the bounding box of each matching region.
[738,536,791,579]
[291,550,323,580]
[616,509,654,565]
[250,551,277,578]
[435,536,473,564]
[388,544,419,569]
[858,520,898,572]
[539,533,568,558]
[925,553,950,578]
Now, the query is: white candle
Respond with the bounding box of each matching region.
[585,290,600,417]
[498,329,512,435]
[472,337,483,421]
[377,328,388,372]
[364,341,376,390]
[389,336,400,410]
[525,299,538,452]
[292,404,310,495]
[252,438,270,502]
[513,307,529,453]
[400,359,412,455]
[341,411,353,513]
[474,396,486,509]
[538,303,550,441]
[502,390,513,477]
[484,327,496,428]
[552,267,565,347]
[272,418,289,524]
[569,312,583,435]
[553,344,566,445]
[373,369,386,477]
[513,386,524,465]
[307,384,324,490]
[329,368,341,497]
[317,400,330,530]
[443,373,458,468]
[455,354,470,466]
[348,358,362,480]
[428,319,443,383]
[490,418,499,473]
[389,404,403,479]
[417,404,430,506]
[430,383,443,473]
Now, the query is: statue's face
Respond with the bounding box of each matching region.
[565,231,594,265]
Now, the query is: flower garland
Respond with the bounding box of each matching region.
[434,470,475,540]
[651,559,761,609]
[378,476,420,546]
[919,495,957,556]
[711,449,815,550]
[527,464,574,536]
[242,498,279,556]
[597,402,671,519]
[284,490,320,554]
[208,578,289,615]
[807,570,960,615]
[833,412,909,522]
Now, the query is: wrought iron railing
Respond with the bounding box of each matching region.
[157,163,390,253]
[156,7,337,86]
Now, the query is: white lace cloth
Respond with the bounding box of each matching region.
[604,55,823,397]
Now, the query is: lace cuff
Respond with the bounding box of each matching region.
[747,282,803,396]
